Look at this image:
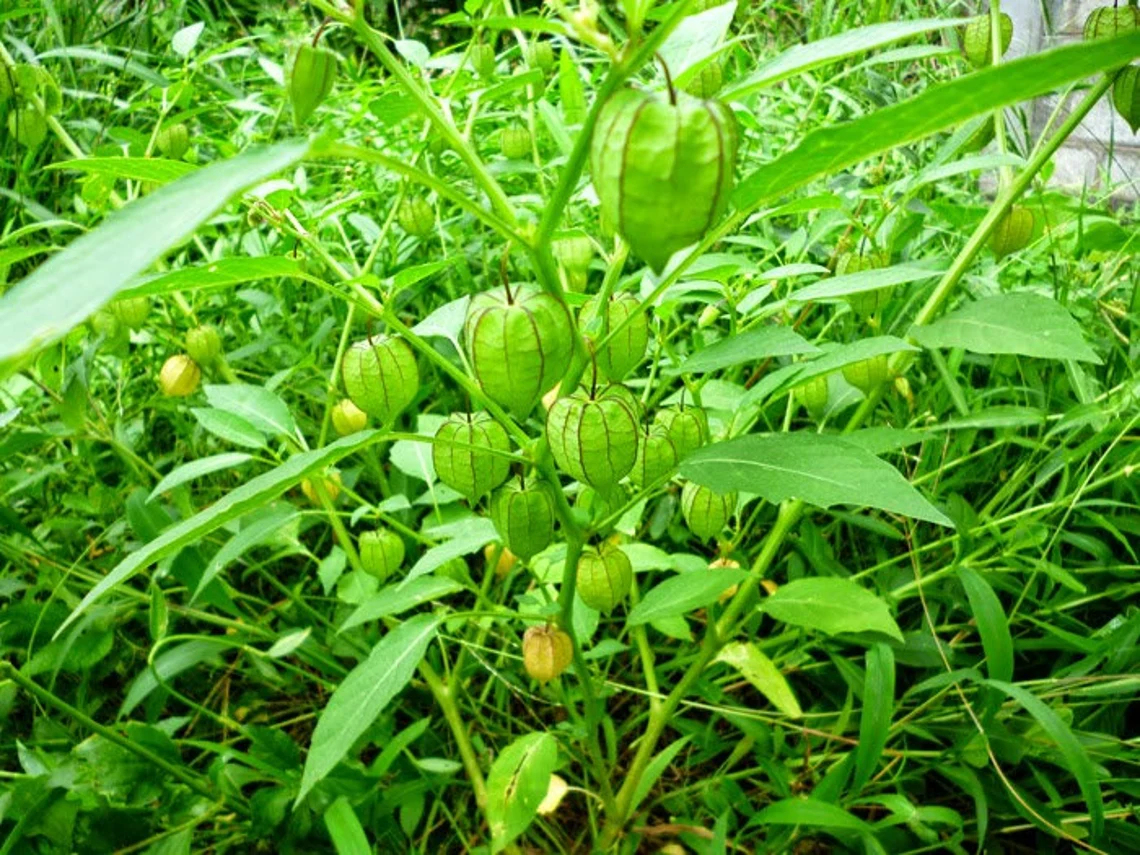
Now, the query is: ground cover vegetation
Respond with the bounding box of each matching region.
[1,0,1139,852]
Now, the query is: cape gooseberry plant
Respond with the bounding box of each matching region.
[1,0,1139,852]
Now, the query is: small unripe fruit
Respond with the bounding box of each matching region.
[301,471,341,504]
[1084,4,1140,42]
[697,304,721,329]
[289,43,337,124]
[432,411,512,501]
[522,625,573,682]
[989,206,1034,258]
[500,125,531,159]
[527,42,556,73]
[111,296,151,330]
[465,286,573,418]
[963,117,996,152]
[8,107,46,148]
[835,251,891,317]
[629,428,679,489]
[398,197,435,237]
[490,477,557,560]
[581,293,648,381]
[842,354,890,394]
[185,324,222,364]
[159,354,201,397]
[156,123,190,159]
[341,335,419,423]
[685,62,723,99]
[472,43,497,79]
[793,374,829,419]
[681,482,736,542]
[547,385,640,493]
[553,235,595,275]
[331,398,368,436]
[359,528,404,581]
[1112,66,1140,133]
[576,542,633,612]
[652,406,709,460]
[961,14,1013,68]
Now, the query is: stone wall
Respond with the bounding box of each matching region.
[1002,0,1140,199]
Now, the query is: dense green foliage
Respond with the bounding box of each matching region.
[2,1,1139,853]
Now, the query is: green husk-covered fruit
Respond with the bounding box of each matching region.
[1084,4,1140,41]
[526,41,556,73]
[490,476,557,560]
[681,482,736,541]
[685,62,723,99]
[591,87,738,272]
[793,374,829,420]
[576,542,633,612]
[464,285,573,418]
[546,385,639,493]
[111,296,151,330]
[8,107,46,148]
[359,528,404,581]
[581,293,648,380]
[331,398,368,436]
[553,235,595,292]
[472,43,496,79]
[652,406,709,460]
[159,355,201,398]
[835,252,891,317]
[629,427,679,489]
[398,197,435,237]
[289,43,337,124]
[185,325,221,365]
[432,412,511,501]
[842,354,890,394]
[156,123,190,159]
[500,125,531,159]
[523,625,573,682]
[989,206,1034,257]
[1113,66,1140,132]
[961,14,1013,67]
[342,335,419,422]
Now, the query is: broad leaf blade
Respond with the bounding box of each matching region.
[715,641,803,718]
[0,139,309,373]
[681,433,951,526]
[298,614,439,804]
[852,643,895,793]
[759,577,904,642]
[628,568,748,626]
[486,732,558,853]
[910,293,1101,363]
[678,326,817,374]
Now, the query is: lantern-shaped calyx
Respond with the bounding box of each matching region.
[359,528,404,581]
[546,385,639,494]
[576,542,633,612]
[342,335,419,423]
[432,412,512,501]
[590,87,738,272]
[681,482,736,542]
[652,406,709,461]
[490,476,557,560]
[523,625,573,682]
[464,285,573,418]
[581,293,648,381]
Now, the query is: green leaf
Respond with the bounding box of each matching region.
[324,797,371,855]
[147,453,253,501]
[191,407,267,449]
[120,638,232,716]
[203,384,298,439]
[957,568,1013,684]
[486,732,558,853]
[122,257,304,299]
[786,262,946,303]
[715,641,803,718]
[404,517,498,583]
[909,293,1101,363]
[678,326,817,375]
[0,140,310,374]
[38,46,170,86]
[56,431,382,638]
[985,680,1105,842]
[630,736,689,812]
[340,577,464,632]
[682,433,951,526]
[852,643,895,793]
[724,18,970,100]
[195,508,301,602]
[627,568,748,626]
[47,157,198,184]
[298,614,439,804]
[753,797,874,832]
[759,577,904,642]
[733,34,1140,209]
